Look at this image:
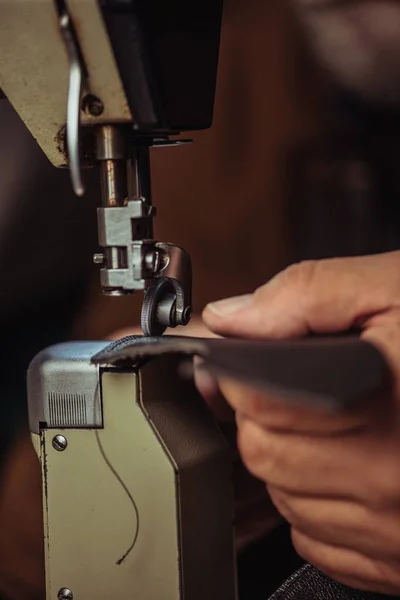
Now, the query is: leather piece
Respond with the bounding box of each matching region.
[268,564,399,600]
[92,334,390,412]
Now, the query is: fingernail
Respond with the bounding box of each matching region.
[206,294,253,317]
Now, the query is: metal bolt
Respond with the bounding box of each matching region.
[144,250,160,273]
[82,93,104,117]
[52,435,68,452]
[58,588,73,600]
[93,253,105,265]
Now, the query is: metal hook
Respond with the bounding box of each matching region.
[59,8,85,196]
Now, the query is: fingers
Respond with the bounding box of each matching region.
[218,379,379,433]
[234,414,400,504]
[362,313,400,395]
[193,358,234,421]
[269,487,400,562]
[291,529,400,595]
[203,252,400,339]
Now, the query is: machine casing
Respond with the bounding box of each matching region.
[28,342,237,600]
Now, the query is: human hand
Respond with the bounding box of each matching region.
[108,317,282,551]
[203,251,400,594]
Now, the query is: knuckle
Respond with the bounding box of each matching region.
[243,389,269,420]
[236,420,264,468]
[272,260,322,319]
[290,528,314,563]
[281,260,320,293]
[237,422,287,485]
[367,453,400,511]
[291,529,339,582]
[253,260,319,305]
[268,487,298,526]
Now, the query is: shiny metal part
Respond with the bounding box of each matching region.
[144,250,161,273]
[27,342,107,434]
[97,202,155,290]
[155,243,192,327]
[141,244,192,337]
[141,280,176,337]
[101,160,128,207]
[94,126,192,335]
[52,435,68,452]
[58,588,73,600]
[157,294,177,327]
[59,6,85,196]
[96,126,129,207]
[93,253,105,265]
[95,125,128,161]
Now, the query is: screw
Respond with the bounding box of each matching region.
[58,588,73,600]
[144,250,160,273]
[82,94,104,117]
[93,253,105,265]
[52,435,68,452]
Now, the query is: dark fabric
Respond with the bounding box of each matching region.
[268,563,400,600]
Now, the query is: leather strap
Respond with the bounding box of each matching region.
[92,334,390,412]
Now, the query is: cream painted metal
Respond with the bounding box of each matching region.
[0,0,131,167]
[29,344,237,600]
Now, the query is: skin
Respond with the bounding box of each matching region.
[3,2,400,597]
[201,251,400,594]
[74,3,400,594]
[108,320,283,551]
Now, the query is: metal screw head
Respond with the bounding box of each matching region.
[82,93,104,117]
[52,435,68,452]
[93,252,105,265]
[58,588,73,600]
[144,250,160,273]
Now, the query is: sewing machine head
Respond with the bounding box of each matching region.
[0,0,223,335]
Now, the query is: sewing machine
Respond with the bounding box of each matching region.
[1,4,393,600]
[0,2,239,599]
[0,0,223,336]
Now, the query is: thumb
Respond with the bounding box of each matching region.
[202,251,400,339]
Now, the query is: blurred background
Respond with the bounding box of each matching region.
[1,0,400,598]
